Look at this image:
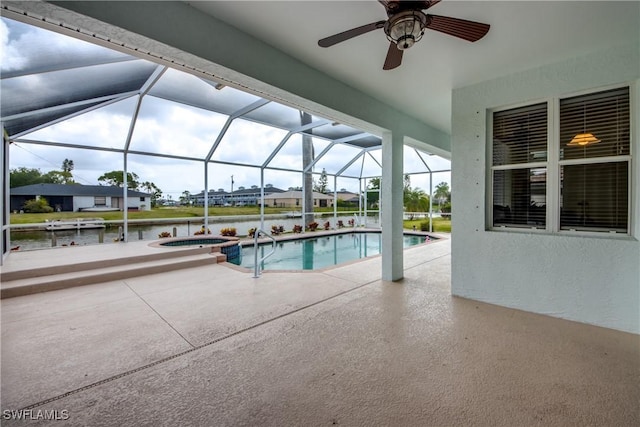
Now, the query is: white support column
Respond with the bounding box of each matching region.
[1,126,9,265]
[363,177,368,228]
[381,131,404,281]
[301,177,306,233]
[122,153,128,242]
[260,168,265,231]
[429,171,433,233]
[204,162,209,228]
[358,178,362,226]
[333,175,338,229]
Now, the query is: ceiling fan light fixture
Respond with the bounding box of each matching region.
[385,11,427,50]
[568,133,600,146]
[568,101,600,146]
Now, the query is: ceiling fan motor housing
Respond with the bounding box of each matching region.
[384,10,428,50]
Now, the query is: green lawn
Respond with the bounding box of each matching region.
[10,206,451,231]
[403,217,451,233]
[9,206,362,224]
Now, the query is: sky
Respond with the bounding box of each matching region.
[2,16,451,200]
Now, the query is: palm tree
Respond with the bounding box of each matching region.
[180,190,192,206]
[434,182,450,207]
[404,188,430,219]
[62,159,74,173]
[142,181,162,207]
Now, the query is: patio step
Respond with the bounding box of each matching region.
[0,246,213,282]
[0,250,224,299]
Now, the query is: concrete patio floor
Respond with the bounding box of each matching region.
[1,238,639,426]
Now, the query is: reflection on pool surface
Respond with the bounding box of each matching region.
[238,232,433,271]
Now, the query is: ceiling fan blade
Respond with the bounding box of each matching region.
[318,21,386,48]
[426,14,490,42]
[383,42,403,70]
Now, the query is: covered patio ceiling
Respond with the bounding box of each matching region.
[2,0,635,181]
[1,14,450,186]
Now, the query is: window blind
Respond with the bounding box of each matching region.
[493,103,547,165]
[492,103,547,228]
[493,168,546,228]
[560,162,628,232]
[559,87,629,233]
[560,87,630,160]
[491,86,630,234]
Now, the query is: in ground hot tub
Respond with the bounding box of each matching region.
[151,235,241,262]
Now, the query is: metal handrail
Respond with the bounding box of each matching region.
[253,229,276,278]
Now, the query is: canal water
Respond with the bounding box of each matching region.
[9,214,382,251]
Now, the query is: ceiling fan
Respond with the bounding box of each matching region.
[318,0,490,70]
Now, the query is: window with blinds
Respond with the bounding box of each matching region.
[491,103,548,228]
[559,87,630,232]
[489,86,631,234]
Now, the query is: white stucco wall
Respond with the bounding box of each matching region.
[126,196,150,211]
[73,196,95,212]
[451,43,640,334]
[71,195,150,211]
[137,196,151,211]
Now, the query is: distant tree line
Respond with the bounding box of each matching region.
[9,158,76,187]
[365,176,451,214]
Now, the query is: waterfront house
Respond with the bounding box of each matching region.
[263,190,335,209]
[10,183,151,212]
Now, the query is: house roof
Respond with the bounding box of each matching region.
[192,190,228,197]
[10,183,150,197]
[232,187,285,195]
[335,190,358,199]
[193,186,286,197]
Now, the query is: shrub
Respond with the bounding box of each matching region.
[158,231,172,238]
[194,226,211,235]
[419,219,431,232]
[292,224,303,233]
[307,221,319,231]
[220,227,236,236]
[323,221,331,230]
[23,198,53,213]
[271,224,283,235]
[337,220,344,228]
[248,227,257,238]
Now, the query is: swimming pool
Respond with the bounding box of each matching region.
[237,232,433,271]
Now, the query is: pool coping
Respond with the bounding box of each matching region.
[226,227,448,274]
[237,227,442,246]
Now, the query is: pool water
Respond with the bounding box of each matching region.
[238,232,432,271]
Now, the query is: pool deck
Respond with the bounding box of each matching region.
[1,235,639,426]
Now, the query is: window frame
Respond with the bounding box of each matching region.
[487,83,633,237]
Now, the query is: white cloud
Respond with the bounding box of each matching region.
[0,20,27,71]
[211,119,289,165]
[1,17,127,74]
